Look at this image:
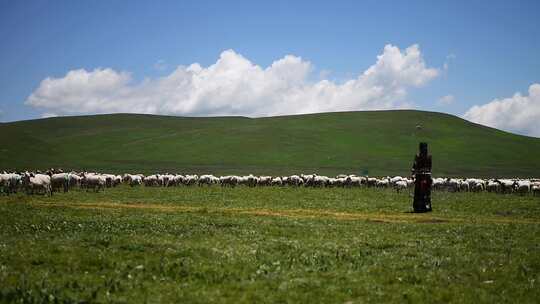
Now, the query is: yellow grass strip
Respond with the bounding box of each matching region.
[29,201,540,225]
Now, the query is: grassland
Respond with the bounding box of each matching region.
[1,110,540,177]
[1,186,539,303]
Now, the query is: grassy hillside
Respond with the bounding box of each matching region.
[1,110,539,177]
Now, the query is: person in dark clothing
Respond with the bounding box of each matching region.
[411,142,432,212]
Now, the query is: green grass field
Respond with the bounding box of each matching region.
[1,110,540,177]
[1,186,539,303]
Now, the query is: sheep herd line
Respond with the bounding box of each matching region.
[1,169,539,197]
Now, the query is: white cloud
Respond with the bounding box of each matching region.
[463,83,540,137]
[437,94,455,105]
[26,44,440,117]
[318,69,332,80]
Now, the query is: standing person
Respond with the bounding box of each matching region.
[411,142,432,212]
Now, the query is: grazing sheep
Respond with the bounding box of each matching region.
[124,174,143,187]
[532,184,540,196]
[376,178,390,188]
[445,178,460,192]
[271,177,283,186]
[160,174,175,187]
[242,175,258,187]
[82,174,106,192]
[312,175,329,187]
[0,173,22,195]
[69,174,82,189]
[198,175,218,186]
[405,178,414,188]
[8,169,540,198]
[394,180,408,193]
[220,175,239,187]
[326,178,338,187]
[515,180,531,195]
[257,176,273,186]
[144,174,161,187]
[22,173,52,196]
[486,180,501,193]
[0,173,10,194]
[390,176,404,186]
[470,181,485,192]
[432,178,445,190]
[51,173,71,193]
[183,175,199,186]
[301,174,315,187]
[458,180,470,192]
[334,177,347,187]
[497,179,515,194]
[345,176,364,187]
[287,175,303,187]
[366,177,377,187]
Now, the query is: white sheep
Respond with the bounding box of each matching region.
[22,173,52,196]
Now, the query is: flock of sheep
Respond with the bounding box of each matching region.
[1,170,539,196]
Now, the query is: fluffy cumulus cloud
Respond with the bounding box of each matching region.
[26,44,439,117]
[463,83,540,137]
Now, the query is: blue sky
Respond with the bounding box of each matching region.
[1,0,539,136]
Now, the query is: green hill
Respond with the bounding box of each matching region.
[1,110,539,177]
